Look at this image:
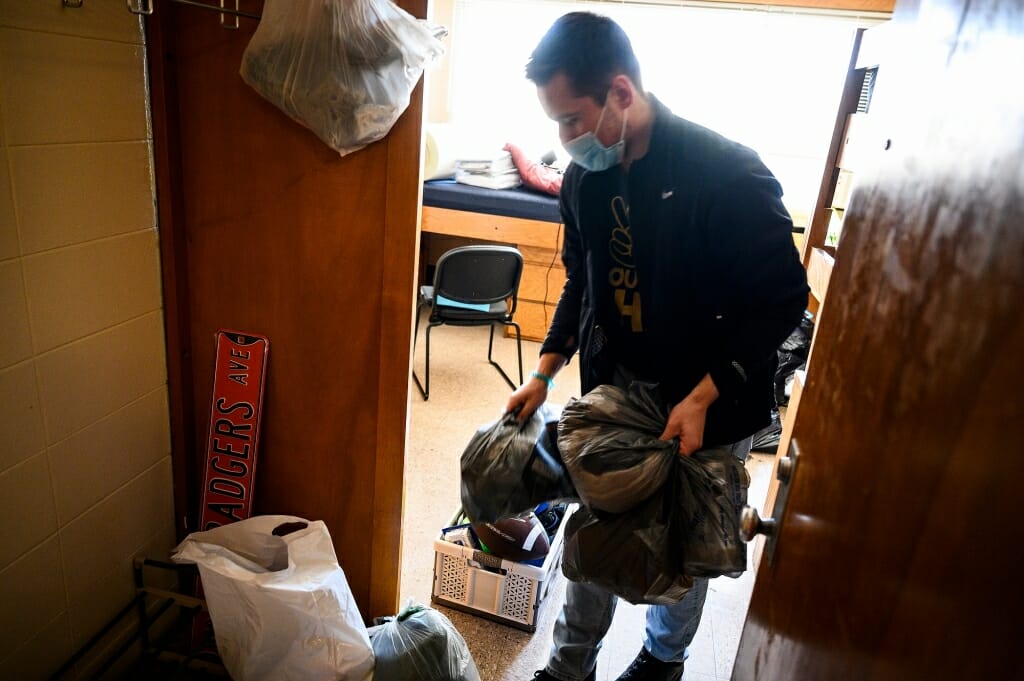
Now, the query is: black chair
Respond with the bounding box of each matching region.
[413,245,524,400]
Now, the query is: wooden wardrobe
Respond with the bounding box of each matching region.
[148,0,424,619]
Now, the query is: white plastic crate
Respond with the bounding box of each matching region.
[431,505,576,632]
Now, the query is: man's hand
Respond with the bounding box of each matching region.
[659,374,719,456]
[504,379,549,423]
[504,353,567,422]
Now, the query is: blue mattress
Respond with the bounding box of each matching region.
[423,180,561,224]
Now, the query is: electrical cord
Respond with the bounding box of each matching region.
[542,222,564,331]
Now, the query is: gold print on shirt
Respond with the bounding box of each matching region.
[608,195,643,332]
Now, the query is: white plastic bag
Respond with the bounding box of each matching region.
[172,515,374,681]
[240,0,445,156]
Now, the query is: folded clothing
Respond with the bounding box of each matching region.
[456,150,514,172]
[455,170,521,190]
[453,149,522,190]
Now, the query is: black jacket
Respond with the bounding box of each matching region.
[541,98,809,446]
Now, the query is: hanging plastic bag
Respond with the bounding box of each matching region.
[172,515,374,681]
[460,403,577,523]
[557,383,676,514]
[368,602,481,681]
[240,0,445,156]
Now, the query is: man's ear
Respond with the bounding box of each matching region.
[609,74,636,109]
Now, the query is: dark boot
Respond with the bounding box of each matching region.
[614,648,684,681]
[532,669,596,681]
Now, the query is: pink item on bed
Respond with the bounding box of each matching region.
[504,143,563,196]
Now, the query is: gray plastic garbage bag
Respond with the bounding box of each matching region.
[561,478,694,605]
[368,602,480,681]
[460,403,577,523]
[558,383,676,514]
[677,448,750,578]
[558,382,751,601]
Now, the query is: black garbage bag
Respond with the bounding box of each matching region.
[677,448,750,578]
[561,476,693,605]
[460,403,577,523]
[774,352,804,407]
[559,382,750,601]
[369,602,480,681]
[775,311,814,406]
[558,383,676,514]
[562,445,749,603]
[750,408,782,452]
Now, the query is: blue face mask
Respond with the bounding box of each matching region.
[563,98,628,172]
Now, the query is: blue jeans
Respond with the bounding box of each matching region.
[545,437,752,681]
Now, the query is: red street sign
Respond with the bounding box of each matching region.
[197,330,269,531]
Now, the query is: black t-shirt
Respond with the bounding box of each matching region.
[573,166,656,380]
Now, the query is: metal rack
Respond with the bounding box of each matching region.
[46,557,227,681]
[61,0,261,30]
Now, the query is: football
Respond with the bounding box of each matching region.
[472,511,551,562]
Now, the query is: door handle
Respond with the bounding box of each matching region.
[739,506,776,541]
[739,439,800,565]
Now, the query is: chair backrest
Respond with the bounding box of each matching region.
[433,245,524,310]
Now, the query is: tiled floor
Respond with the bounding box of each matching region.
[403,323,776,681]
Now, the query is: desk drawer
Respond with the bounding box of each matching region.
[519,263,566,305]
[510,300,558,343]
[518,244,564,267]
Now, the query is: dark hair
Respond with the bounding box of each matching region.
[526,12,642,104]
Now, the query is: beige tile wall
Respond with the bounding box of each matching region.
[0,2,174,679]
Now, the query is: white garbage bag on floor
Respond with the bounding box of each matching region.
[173,515,373,681]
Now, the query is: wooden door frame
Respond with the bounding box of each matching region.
[144,2,424,619]
[146,9,196,541]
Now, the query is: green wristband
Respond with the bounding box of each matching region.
[530,370,555,390]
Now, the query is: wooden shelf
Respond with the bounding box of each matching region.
[808,247,835,304]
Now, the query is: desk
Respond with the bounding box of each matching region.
[420,183,565,342]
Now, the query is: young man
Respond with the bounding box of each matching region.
[504,12,809,681]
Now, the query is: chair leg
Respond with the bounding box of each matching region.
[511,321,523,385]
[424,325,431,398]
[487,322,521,391]
[411,309,432,400]
[413,302,425,348]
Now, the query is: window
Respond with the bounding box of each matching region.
[437,0,880,225]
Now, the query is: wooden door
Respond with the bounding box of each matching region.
[733,0,1024,678]
[148,0,424,619]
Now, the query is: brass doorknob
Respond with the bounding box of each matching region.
[777,456,795,482]
[739,506,777,542]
